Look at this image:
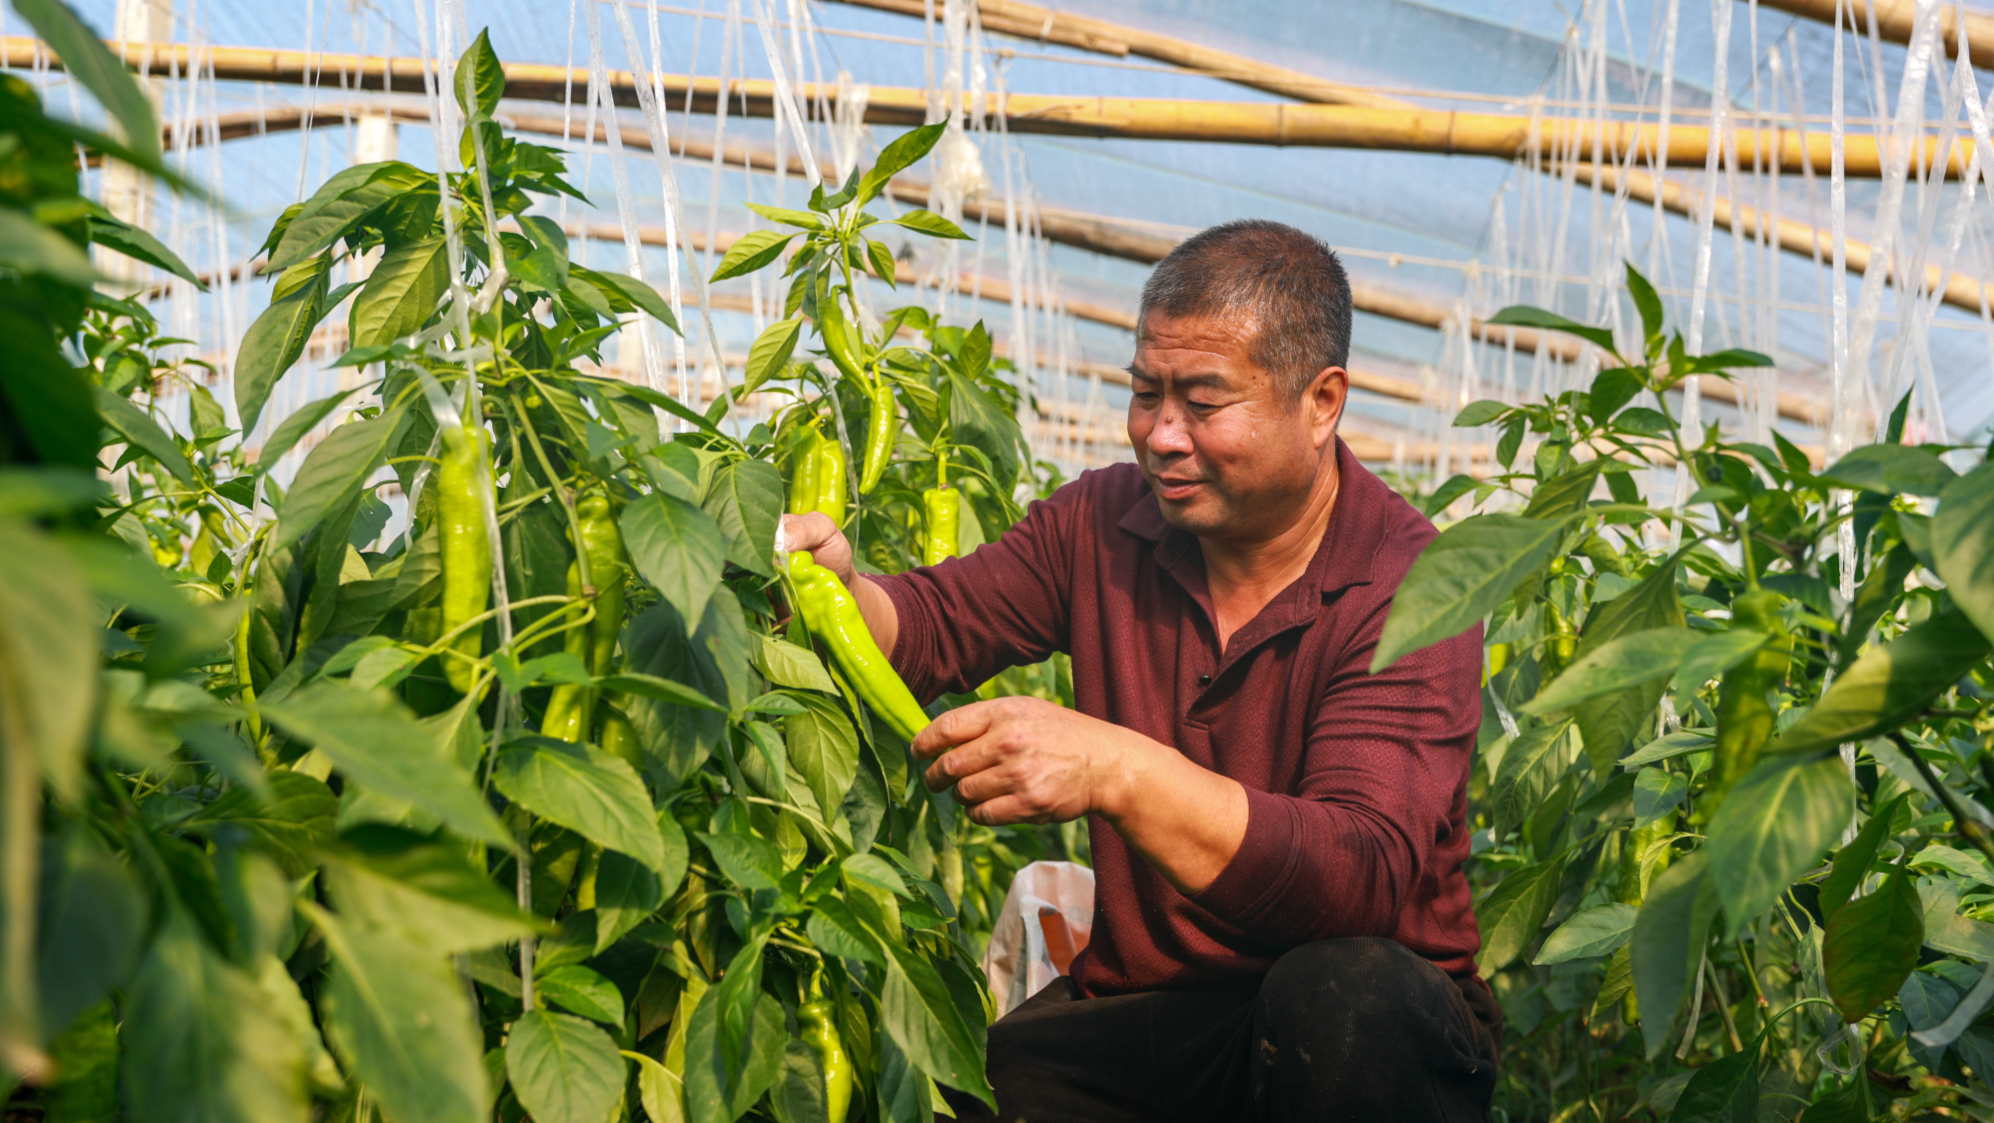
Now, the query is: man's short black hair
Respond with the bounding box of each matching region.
[1137,219,1353,403]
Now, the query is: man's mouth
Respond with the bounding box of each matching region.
[1153,477,1204,501]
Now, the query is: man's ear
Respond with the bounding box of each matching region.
[1307,366,1349,448]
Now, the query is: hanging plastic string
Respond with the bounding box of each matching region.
[1830,0,1856,608]
[583,0,669,395]
[703,0,741,281]
[748,0,822,189]
[1845,0,1942,442]
[607,0,734,409]
[1667,0,1733,551]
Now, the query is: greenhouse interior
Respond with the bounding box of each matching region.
[18,0,1994,1120]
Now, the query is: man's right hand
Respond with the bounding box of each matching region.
[780,511,902,656]
[780,512,856,584]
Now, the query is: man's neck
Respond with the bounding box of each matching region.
[1197,459,1342,647]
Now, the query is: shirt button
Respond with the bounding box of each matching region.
[1198,673,1212,686]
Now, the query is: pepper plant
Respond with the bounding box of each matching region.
[3,17,1076,1123]
[1390,266,1994,1120]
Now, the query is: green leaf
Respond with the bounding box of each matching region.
[1523,627,1698,715]
[805,899,884,966]
[453,29,507,119]
[1819,443,1956,497]
[622,492,727,638]
[742,317,804,398]
[1798,1078,1869,1123]
[88,212,203,287]
[1524,460,1606,519]
[12,0,160,164]
[874,940,994,1107]
[1485,304,1619,357]
[271,409,405,552]
[260,682,511,847]
[1591,367,1646,421]
[596,672,728,713]
[188,771,338,879]
[1818,796,1901,922]
[856,121,947,207]
[119,913,309,1123]
[93,386,196,485]
[1626,264,1664,343]
[699,832,784,891]
[1666,1044,1759,1123]
[0,520,101,803]
[310,906,489,1123]
[1373,513,1574,672]
[1632,852,1716,1058]
[0,206,96,288]
[1489,722,1578,838]
[0,327,100,473]
[533,966,627,1027]
[1422,473,1480,518]
[744,203,824,230]
[1825,864,1924,1022]
[711,230,799,283]
[254,388,359,472]
[787,696,862,825]
[756,635,837,694]
[889,209,971,240]
[321,826,540,954]
[492,737,667,871]
[1704,753,1854,938]
[35,830,144,1039]
[1935,463,1994,646]
[1632,766,1688,830]
[1535,903,1637,965]
[352,237,449,347]
[595,826,681,953]
[1675,628,1771,694]
[628,1050,687,1123]
[1475,855,1567,974]
[705,458,784,579]
[769,1038,831,1123]
[582,269,681,333]
[236,257,332,434]
[682,986,785,1123]
[1688,348,1776,373]
[1772,609,1990,755]
[1452,399,1509,428]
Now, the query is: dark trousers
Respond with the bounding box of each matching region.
[943,937,1503,1123]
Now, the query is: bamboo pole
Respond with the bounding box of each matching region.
[1,36,1969,176]
[1756,0,1994,71]
[819,0,1407,108]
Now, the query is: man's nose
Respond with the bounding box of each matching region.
[1143,403,1195,459]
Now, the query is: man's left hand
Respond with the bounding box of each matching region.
[911,697,1135,826]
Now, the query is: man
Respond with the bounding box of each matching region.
[783,220,1498,1122]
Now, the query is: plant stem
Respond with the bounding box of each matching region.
[1893,732,1994,868]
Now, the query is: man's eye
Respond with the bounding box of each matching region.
[1132,392,1160,405]
[1188,400,1217,412]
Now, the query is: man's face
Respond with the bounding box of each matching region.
[1126,311,1346,541]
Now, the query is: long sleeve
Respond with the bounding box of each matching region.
[1193,602,1483,949]
[872,473,1097,701]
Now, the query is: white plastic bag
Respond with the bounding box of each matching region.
[981,861,1096,1019]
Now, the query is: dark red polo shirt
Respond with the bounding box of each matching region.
[874,438,1484,997]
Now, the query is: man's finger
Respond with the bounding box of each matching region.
[910,699,1000,759]
[923,737,1004,792]
[963,794,1038,827]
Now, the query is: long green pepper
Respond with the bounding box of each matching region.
[787,551,929,742]
[800,970,852,1123]
[544,491,628,743]
[437,413,492,696]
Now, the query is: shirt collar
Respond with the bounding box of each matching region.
[1115,436,1395,600]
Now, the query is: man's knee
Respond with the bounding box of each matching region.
[1257,938,1478,1060]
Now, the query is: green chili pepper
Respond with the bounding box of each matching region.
[923,486,960,566]
[1701,588,1791,821]
[787,551,928,742]
[233,603,262,740]
[812,434,848,527]
[544,490,628,743]
[859,375,897,495]
[800,970,853,1123]
[1540,603,1575,680]
[438,414,492,696]
[817,288,866,384]
[1615,817,1672,1025]
[788,429,823,517]
[1483,642,1510,687]
[598,701,642,770]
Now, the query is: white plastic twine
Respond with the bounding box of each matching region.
[749,0,822,189]
[1667,0,1733,552]
[603,0,732,411]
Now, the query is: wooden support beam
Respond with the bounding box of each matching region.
[820,0,1407,108]
[1,36,1971,176]
[1756,0,1994,72]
